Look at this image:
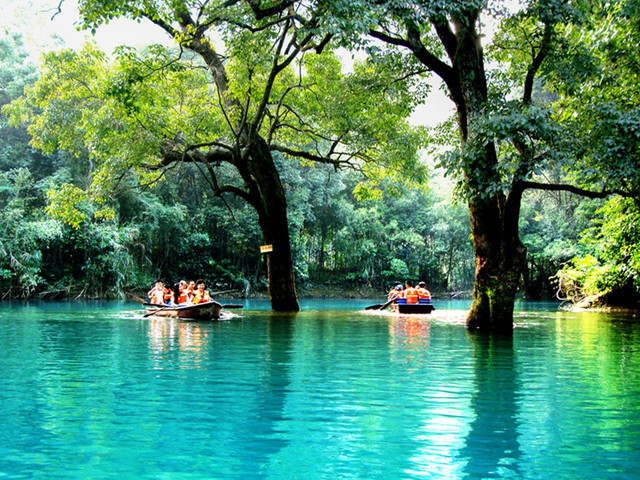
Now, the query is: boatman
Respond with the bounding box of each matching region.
[388,283,403,302]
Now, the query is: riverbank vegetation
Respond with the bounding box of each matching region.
[1,0,639,317]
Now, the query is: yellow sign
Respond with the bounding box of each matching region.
[260,244,273,253]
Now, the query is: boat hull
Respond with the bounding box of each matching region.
[146,301,223,320]
[389,302,435,314]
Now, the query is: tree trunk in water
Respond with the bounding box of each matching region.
[466,190,526,333]
[449,12,526,332]
[247,138,300,312]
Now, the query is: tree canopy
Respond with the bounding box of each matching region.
[4,0,429,309]
[303,0,640,330]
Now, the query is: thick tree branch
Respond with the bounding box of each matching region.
[523,21,554,105]
[520,180,633,198]
[151,140,255,205]
[157,141,235,167]
[246,0,295,20]
[250,18,313,137]
[313,33,332,54]
[369,28,411,48]
[226,14,300,32]
[370,25,455,92]
[270,144,355,170]
[156,7,241,114]
[430,15,457,61]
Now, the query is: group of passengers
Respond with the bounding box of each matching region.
[388,280,431,304]
[147,279,211,306]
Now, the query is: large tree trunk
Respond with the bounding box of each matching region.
[246,138,300,312]
[452,12,526,332]
[466,190,526,333]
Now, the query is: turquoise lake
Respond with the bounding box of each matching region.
[1,299,639,479]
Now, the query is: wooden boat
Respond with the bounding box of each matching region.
[145,301,223,320]
[389,300,435,314]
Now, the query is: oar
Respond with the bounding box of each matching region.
[143,304,173,318]
[365,294,398,310]
[126,293,163,307]
[126,292,148,304]
[222,304,244,309]
[365,303,384,310]
[378,297,396,310]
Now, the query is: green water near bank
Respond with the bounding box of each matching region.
[0,300,638,479]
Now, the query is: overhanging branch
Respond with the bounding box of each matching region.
[270,144,356,170]
[520,180,633,198]
[246,0,295,20]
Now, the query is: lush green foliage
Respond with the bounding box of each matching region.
[2,0,431,307]
[546,0,640,305]
[0,26,468,297]
[556,198,640,306]
[520,189,604,299]
[2,0,639,309]
[0,128,475,298]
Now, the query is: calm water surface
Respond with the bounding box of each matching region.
[0,299,639,479]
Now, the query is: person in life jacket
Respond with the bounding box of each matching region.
[186,280,196,301]
[404,280,419,304]
[191,279,211,304]
[417,282,431,301]
[175,280,190,305]
[164,286,175,305]
[148,280,166,305]
[388,283,403,302]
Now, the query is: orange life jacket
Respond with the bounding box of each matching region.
[192,290,210,305]
[388,288,401,300]
[417,287,431,299]
[405,287,419,304]
[177,291,189,304]
[163,289,174,303]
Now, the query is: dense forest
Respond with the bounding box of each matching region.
[1,0,639,317]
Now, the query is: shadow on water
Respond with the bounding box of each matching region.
[256,311,298,459]
[461,332,522,479]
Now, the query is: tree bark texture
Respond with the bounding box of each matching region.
[452,13,526,332]
[466,192,527,333]
[245,138,300,312]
